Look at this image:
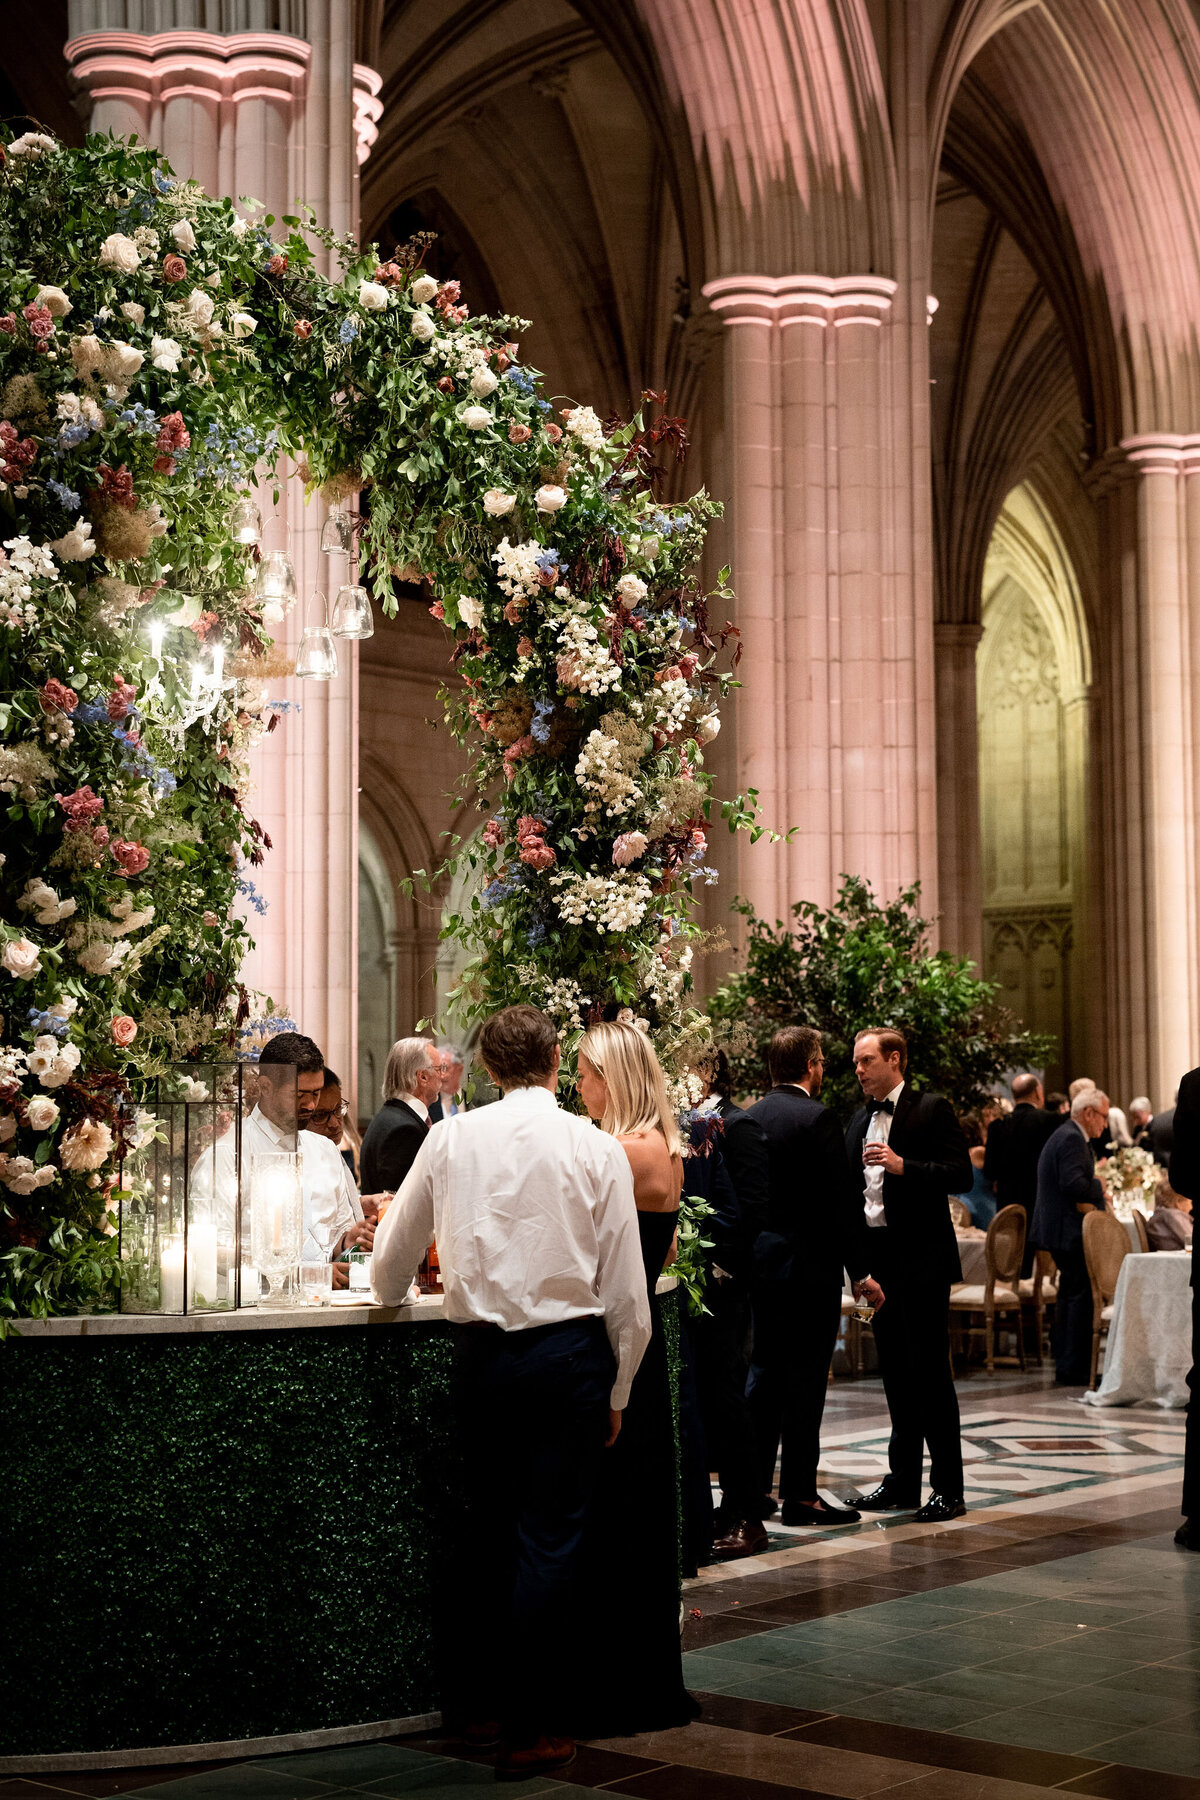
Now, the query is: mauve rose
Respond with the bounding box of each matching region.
[508,423,531,444]
[544,423,563,442]
[163,254,187,283]
[111,1015,138,1047]
[202,910,220,927]
[39,679,78,713]
[0,315,16,335]
[294,319,313,339]
[111,838,150,878]
[437,375,454,393]
[268,253,288,276]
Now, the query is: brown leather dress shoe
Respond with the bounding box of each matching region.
[710,1517,769,1559]
[462,1720,502,1747]
[496,1736,576,1780]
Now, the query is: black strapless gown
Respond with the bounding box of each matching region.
[571,1207,700,1738]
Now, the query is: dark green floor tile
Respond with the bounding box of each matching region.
[354,1764,576,1797]
[909,1664,1075,1707]
[1087,1726,1200,1778]
[1097,1664,1200,1703]
[948,1707,1125,1755]
[1026,1683,1191,1728]
[835,1686,1004,1731]
[979,1644,1148,1682]
[715,1667,891,1710]
[686,1633,849,1669]
[1165,1649,1200,1671]
[111,1768,335,1800]
[801,1646,968,1688]
[767,1615,918,1648]
[922,1616,1092,1652]
[257,1750,440,1786]
[1017,1596,1160,1627]
[898,1585,1043,1614]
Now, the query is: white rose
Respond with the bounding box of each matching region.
[230,311,257,338]
[638,534,661,559]
[103,341,144,382]
[358,280,389,312]
[410,311,436,343]
[8,132,57,159]
[150,335,183,372]
[51,521,96,562]
[57,1043,81,1072]
[185,289,215,330]
[483,489,516,517]
[26,1096,60,1132]
[410,275,439,304]
[172,219,197,253]
[615,573,648,605]
[697,712,721,744]
[470,366,498,398]
[535,484,568,514]
[462,405,491,430]
[98,233,142,274]
[70,334,105,379]
[120,302,145,326]
[49,997,78,1020]
[458,594,483,631]
[205,270,220,288]
[26,1039,56,1077]
[1,937,41,980]
[230,215,249,239]
[35,286,72,318]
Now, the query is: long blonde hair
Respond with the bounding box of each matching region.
[579,1021,682,1157]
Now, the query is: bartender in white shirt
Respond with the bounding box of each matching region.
[371,1003,650,1776]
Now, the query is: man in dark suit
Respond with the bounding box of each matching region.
[844,1028,972,1522]
[1147,1097,1177,1168]
[984,1073,1060,1272]
[685,1049,771,1560]
[1029,1088,1107,1384]
[745,1026,883,1528]
[428,1045,465,1124]
[1167,1069,1200,1550]
[360,1036,441,1194]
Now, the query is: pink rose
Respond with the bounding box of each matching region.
[517,636,534,657]
[0,315,15,336]
[508,423,531,445]
[39,679,78,714]
[107,679,137,722]
[163,254,187,283]
[429,601,445,621]
[111,838,150,878]
[22,302,54,340]
[482,818,505,849]
[544,423,562,443]
[111,1015,138,1047]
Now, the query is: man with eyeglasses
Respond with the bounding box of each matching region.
[309,1068,355,1177]
[1031,1087,1109,1384]
[305,1065,388,1287]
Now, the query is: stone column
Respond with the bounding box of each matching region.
[702,274,940,929]
[934,623,983,965]
[67,7,378,1105]
[1090,436,1200,1105]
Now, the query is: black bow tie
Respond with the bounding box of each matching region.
[867,1097,894,1116]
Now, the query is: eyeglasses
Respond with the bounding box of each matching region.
[311,1102,347,1123]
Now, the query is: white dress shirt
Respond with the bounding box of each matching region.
[398,1091,430,1124]
[863,1081,905,1228]
[371,1083,652,1408]
[188,1106,362,1257]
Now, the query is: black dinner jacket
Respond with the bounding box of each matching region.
[1029,1119,1104,1258]
[746,1085,870,1286]
[713,1096,770,1279]
[359,1097,428,1195]
[1169,1068,1200,1289]
[845,1086,970,1285]
[983,1102,1060,1214]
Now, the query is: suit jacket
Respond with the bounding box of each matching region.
[846,1087,970,1285]
[747,1085,870,1286]
[359,1098,428,1195]
[983,1102,1060,1214]
[713,1097,769,1279]
[1030,1119,1104,1257]
[1148,1106,1176,1168]
[1168,1068,1200,1288]
[428,1096,462,1125]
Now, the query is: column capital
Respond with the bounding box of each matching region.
[66,29,311,115]
[1087,432,1200,491]
[352,65,383,166]
[701,273,896,329]
[934,621,984,649]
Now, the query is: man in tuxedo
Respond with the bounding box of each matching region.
[745,1027,883,1527]
[1167,1069,1200,1550]
[984,1073,1060,1272]
[360,1037,441,1194]
[1147,1095,1177,1167]
[1029,1089,1107,1384]
[429,1045,465,1124]
[845,1028,972,1522]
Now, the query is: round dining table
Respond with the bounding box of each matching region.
[1083,1249,1193,1408]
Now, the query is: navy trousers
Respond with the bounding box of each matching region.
[1051,1246,1094,1384]
[448,1316,614,1740]
[746,1276,843,1502]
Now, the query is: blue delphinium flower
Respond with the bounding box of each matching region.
[238,876,268,916]
[524,917,548,946]
[73,700,108,727]
[535,549,560,576]
[530,698,555,745]
[505,365,536,397]
[339,316,360,345]
[153,170,174,194]
[120,402,159,437]
[58,423,90,449]
[46,480,80,512]
[28,1008,69,1039]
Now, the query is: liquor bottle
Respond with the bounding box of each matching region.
[346,1246,372,1292]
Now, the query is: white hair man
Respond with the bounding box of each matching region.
[429,1043,465,1123]
[1030,1088,1109,1384]
[359,1037,442,1195]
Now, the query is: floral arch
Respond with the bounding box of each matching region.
[0,130,751,1325]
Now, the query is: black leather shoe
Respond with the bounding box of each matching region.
[847,1484,920,1512]
[757,1495,779,1520]
[782,1496,862,1527]
[1175,1520,1200,1551]
[914,1493,966,1522]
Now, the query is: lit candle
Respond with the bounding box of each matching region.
[160,1237,185,1312]
[211,643,225,687]
[190,662,202,698]
[149,620,164,663]
[189,1220,218,1305]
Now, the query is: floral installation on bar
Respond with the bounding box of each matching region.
[0,130,764,1327]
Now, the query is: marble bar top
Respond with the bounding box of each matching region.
[9,1275,679,1339]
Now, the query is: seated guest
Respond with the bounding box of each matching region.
[1045,1091,1070,1116]
[1147,1189,1194,1252]
[429,1045,465,1123]
[1030,1089,1108,1383]
[1130,1096,1154,1149]
[360,1038,442,1194]
[955,1113,998,1228]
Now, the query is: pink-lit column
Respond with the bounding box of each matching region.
[703,274,943,931]
[67,18,380,1105]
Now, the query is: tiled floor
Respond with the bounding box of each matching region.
[6,1370,1197,1800]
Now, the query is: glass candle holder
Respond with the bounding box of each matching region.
[229,498,262,546]
[320,507,354,554]
[331,583,374,640]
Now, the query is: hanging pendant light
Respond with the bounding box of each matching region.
[295,592,339,680]
[320,507,354,555]
[229,497,262,546]
[331,583,374,640]
[255,550,298,623]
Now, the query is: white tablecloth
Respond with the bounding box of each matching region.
[954,1232,989,1286]
[1083,1251,1193,1408]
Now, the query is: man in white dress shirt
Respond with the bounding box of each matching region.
[372,1004,651,1780]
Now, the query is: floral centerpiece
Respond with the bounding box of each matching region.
[0,130,756,1327]
[1099,1144,1164,1221]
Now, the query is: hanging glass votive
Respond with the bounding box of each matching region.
[229,497,262,546]
[295,592,339,681]
[331,583,374,640]
[255,551,298,623]
[320,507,354,555]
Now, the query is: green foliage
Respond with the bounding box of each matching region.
[673,1191,715,1317]
[709,876,1055,1122]
[0,1213,124,1337]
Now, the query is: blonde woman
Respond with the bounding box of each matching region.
[573,1021,699,1736]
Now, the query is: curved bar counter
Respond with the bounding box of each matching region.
[2,1283,679,1774]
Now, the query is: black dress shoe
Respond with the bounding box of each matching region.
[1175,1520,1200,1551]
[757,1495,779,1520]
[710,1517,770,1559]
[914,1492,966,1522]
[782,1496,862,1527]
[847,1483,920,1512]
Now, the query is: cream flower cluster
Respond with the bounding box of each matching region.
[564,405,607,453]
[556,608,621,696]
[648,676,694,737]
[575,729,643,817]
[492,537,545,599]
[27,1033,82,1089]
[0,1153,58,1195]
[0,535,57,631]
[549,869,653,934]
[539,976,588,1035]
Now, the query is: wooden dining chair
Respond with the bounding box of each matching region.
[1018,1249,1058,1365]
[949,1204,1027,1373]
[1131,1208,1151,1253]
[948,1196,972,1230]
[1083,1208,1131,1387]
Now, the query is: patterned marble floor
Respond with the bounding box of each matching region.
[5,1369,1195,1800]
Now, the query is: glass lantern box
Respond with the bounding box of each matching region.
[117,1063,303,1314]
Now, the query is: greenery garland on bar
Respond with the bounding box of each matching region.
[0,131,757,1326]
